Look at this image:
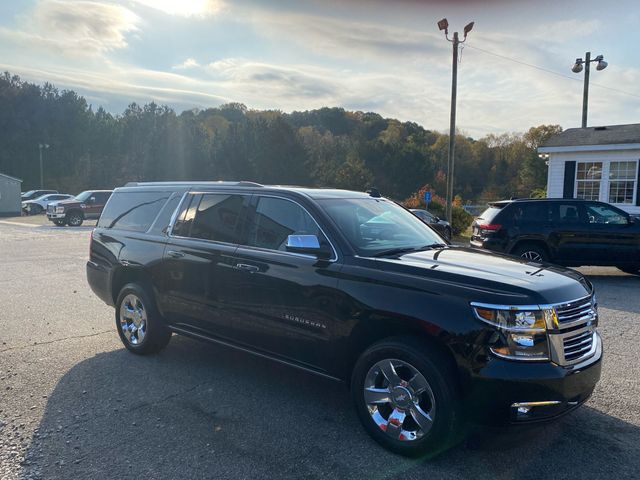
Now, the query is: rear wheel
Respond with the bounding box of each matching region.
[66,211,83,226]
[351,337,461,457]
[512,242,548,262]
[115,283,172,355]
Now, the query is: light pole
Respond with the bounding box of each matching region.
[38,143,49,189]
[571,52,607,128]
[438,18,474,224]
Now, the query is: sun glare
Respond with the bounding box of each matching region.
[133,0,221,17]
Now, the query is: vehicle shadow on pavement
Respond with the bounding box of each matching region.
[20,336,640,480]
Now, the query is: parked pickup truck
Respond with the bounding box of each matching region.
[87,182,602,456]
[47,190,112,226]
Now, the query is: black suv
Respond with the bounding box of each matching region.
[87,182,602,456]
[471,198,640,274]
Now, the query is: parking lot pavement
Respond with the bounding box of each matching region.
[1,222,639,480]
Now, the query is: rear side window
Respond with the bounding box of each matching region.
[98,191,171,232]
[477,206,503,223]
[172,193,248,243]
[511,203,551,224]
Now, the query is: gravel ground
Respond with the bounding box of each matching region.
[1,219,639,479]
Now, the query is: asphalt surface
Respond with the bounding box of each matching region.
[1,219,639,479]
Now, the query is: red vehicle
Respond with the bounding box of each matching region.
[46,190,112,226]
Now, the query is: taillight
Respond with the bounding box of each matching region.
[478,223,502,232]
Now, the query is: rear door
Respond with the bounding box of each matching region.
[550,202,593,264]
[225,194,343,371]
[156,192,250,338]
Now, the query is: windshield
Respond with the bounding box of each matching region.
[22,190,36,196]
[318,198,444,256]
[477,206,503,223]
[74,191,92,202]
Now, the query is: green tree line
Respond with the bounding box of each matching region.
[0,72,561,202]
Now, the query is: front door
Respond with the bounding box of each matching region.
[582,202,639,264]
[226,195,344,372]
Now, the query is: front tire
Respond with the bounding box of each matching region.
[53,219,66,226]
[115,283,172,355]
[351,337,461,457]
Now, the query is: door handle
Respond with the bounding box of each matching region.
[167,250,185,259]
[235,263,259,273]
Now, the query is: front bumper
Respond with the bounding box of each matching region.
[463,333,602,425]
[47,212,66,220]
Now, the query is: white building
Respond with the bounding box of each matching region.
[0,172,22,217]
[538,123,640,216]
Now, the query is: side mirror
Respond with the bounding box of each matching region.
[434,216,440,222]
[286,235,331,259]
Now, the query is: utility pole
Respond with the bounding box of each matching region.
[438,18,474,224]
[38,143,49,189]
[572,52,607,128]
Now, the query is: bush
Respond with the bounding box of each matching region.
[451,206,473,236]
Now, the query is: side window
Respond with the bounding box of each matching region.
[171,194,199,237]
[97,191,171,231]
[586,203,629,225]
[556,204,588,224]
[247,197,325,251]
[189,194,247,243]
[96,192,112,203]
[513,203,549,224]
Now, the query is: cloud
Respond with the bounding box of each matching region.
[172,58,200,69]
[0,0,138,57]
[129,0,225,17]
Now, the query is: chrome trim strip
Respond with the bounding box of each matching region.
[489,348,549,362]
[512,401,562,408]
[471,301,542,311]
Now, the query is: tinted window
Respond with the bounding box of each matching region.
[554,203,588,224]
[93,192,112,203]
[98,191,171,231]
[247,197,325,251]
[148,193,183,235]
[477,206,503,223]
[189,194,247,243]
[511,203,550,224]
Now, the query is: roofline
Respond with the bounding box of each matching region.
[124,181,264,188]
[0,172,23,183]
[538,143,640,153]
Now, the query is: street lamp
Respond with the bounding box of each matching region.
[438,18,474,224]
[38,143,49,189]
[571,52,607,128]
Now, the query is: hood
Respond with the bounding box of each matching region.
[376,246,590,305]
[55,198,82,207]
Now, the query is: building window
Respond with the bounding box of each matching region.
[608,161,637,204]
[576,162,602,201]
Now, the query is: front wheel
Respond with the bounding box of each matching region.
[115,283,172,355]
[351,337,461,457]
[66,211,84,226]
[53,219,66,226]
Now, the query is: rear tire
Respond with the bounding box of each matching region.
[512,242,548,262]
[444,227,452,241]
[115,283,172,355]
[66,211,84,226]
[351,337,462,457]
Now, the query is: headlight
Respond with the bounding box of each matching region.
[471,304,555,361]
[55,206,65,213]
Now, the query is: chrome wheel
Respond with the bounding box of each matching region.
[364,358,436,442]
[520,250,543,262]
[119,294,147,345]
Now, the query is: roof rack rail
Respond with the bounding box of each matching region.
[123,181,264,187]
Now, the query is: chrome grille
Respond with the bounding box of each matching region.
[554,296,595,326]
[548,294,599,366]
[563,329,595,362]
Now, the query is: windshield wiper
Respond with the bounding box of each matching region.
[373,244,447,258]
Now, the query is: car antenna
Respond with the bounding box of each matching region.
[367,187,381,198]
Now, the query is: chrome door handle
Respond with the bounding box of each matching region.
[235,263,259,273]
[167,250,185,259]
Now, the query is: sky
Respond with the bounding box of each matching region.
[0,0,638,137]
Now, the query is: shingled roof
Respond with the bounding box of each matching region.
[541,123,640,148]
